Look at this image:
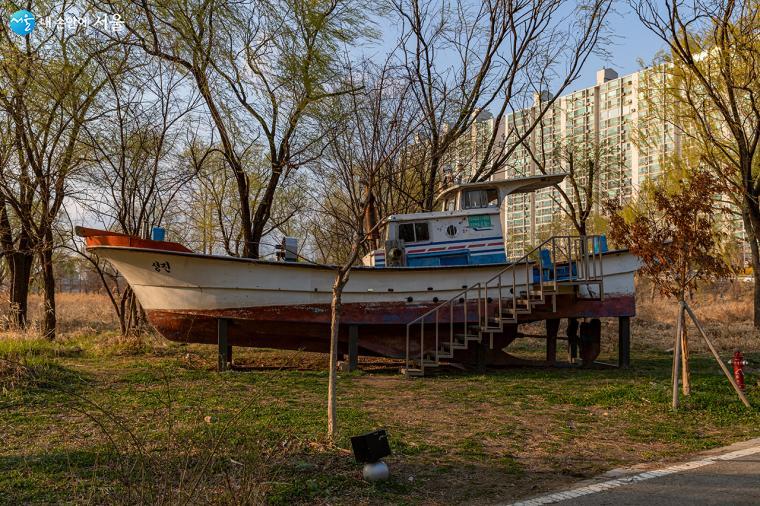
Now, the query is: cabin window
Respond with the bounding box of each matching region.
[398,222,430,243]
[463,189,498,209]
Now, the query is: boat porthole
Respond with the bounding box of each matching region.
[446,225,457,237]
[487,297,493,303]
[458,298,464,304]
[407,296,413,302]
[433,297,439,303]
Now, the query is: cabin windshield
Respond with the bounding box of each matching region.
[398,222,430,243]
[463,188,498,209]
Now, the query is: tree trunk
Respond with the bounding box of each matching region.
[191,68,255,260]
[249,162,286,260]
[577,221,587,237]
[327,274,344,440]
[423,154,441,211]
[741,200,760,328]
[753,257,760,329]
[39,244,56,340]
[7,250,33,329]
[680,323,690,396]
[118,286,133,335]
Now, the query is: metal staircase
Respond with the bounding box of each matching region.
[403,235,605,377]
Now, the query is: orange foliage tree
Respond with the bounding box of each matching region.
[605,167,729,396]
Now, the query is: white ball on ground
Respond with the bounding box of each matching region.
[362,461,389,482]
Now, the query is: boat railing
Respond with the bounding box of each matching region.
[403,235,605,376]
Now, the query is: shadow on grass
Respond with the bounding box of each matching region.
[0,446,272,504]
[0,449,107,503]
[0,355,91,407]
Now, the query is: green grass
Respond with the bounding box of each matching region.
[1,334,760,504]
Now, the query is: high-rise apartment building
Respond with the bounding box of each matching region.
[445,110,497,178]
[498,66,680,257]
[400,64,746,263]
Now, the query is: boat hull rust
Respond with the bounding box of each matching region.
[145,293,635,359]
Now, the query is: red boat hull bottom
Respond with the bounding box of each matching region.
[146,294,635,363]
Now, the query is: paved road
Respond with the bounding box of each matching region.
[509,439,760,505]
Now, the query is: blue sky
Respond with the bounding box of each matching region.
[571,4,667,90]
[361,2,667,97]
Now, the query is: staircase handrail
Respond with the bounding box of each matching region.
[406,234,604,330]
[403,234,604,375]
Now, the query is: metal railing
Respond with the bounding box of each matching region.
[403,235,605,376]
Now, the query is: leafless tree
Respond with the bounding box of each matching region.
[0,109,34,328]
[75,55,205,335]
[522,131,622,237]
[97,0,375,258]
[633,0,760,326]
[391,0,612,210]
[0,22,118,338]
[309,59,416,438]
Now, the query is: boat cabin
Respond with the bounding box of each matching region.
[362,174,565,267]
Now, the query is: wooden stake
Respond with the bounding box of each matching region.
[680,305,690,396]
[683,303,751,408]
[672,301,683,410]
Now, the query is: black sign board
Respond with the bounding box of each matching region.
[350,429,391,463]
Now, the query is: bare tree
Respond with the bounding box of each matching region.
[0,21,118,338]
[0,109,34,328]
[633,0,760,326]
[99,0,375,258]
[523,132,622,237]
[391,0,612,210]
[75,55,203,335]
[310,60,415,438]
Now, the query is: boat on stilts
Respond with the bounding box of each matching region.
[78,174,640,375]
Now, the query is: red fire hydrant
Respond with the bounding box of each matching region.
[732,351,748,391]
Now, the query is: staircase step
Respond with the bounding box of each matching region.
[440,341,468,350]
[517,291,545,298]
[454,333,482,342]
[501,309,533,315]
[441,341,467,350]
[401,367,424,377]
[421,359,439,367]
[516,298,544,305]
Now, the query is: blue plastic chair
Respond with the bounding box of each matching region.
[593,235,609,254]
[539,249,553,281]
